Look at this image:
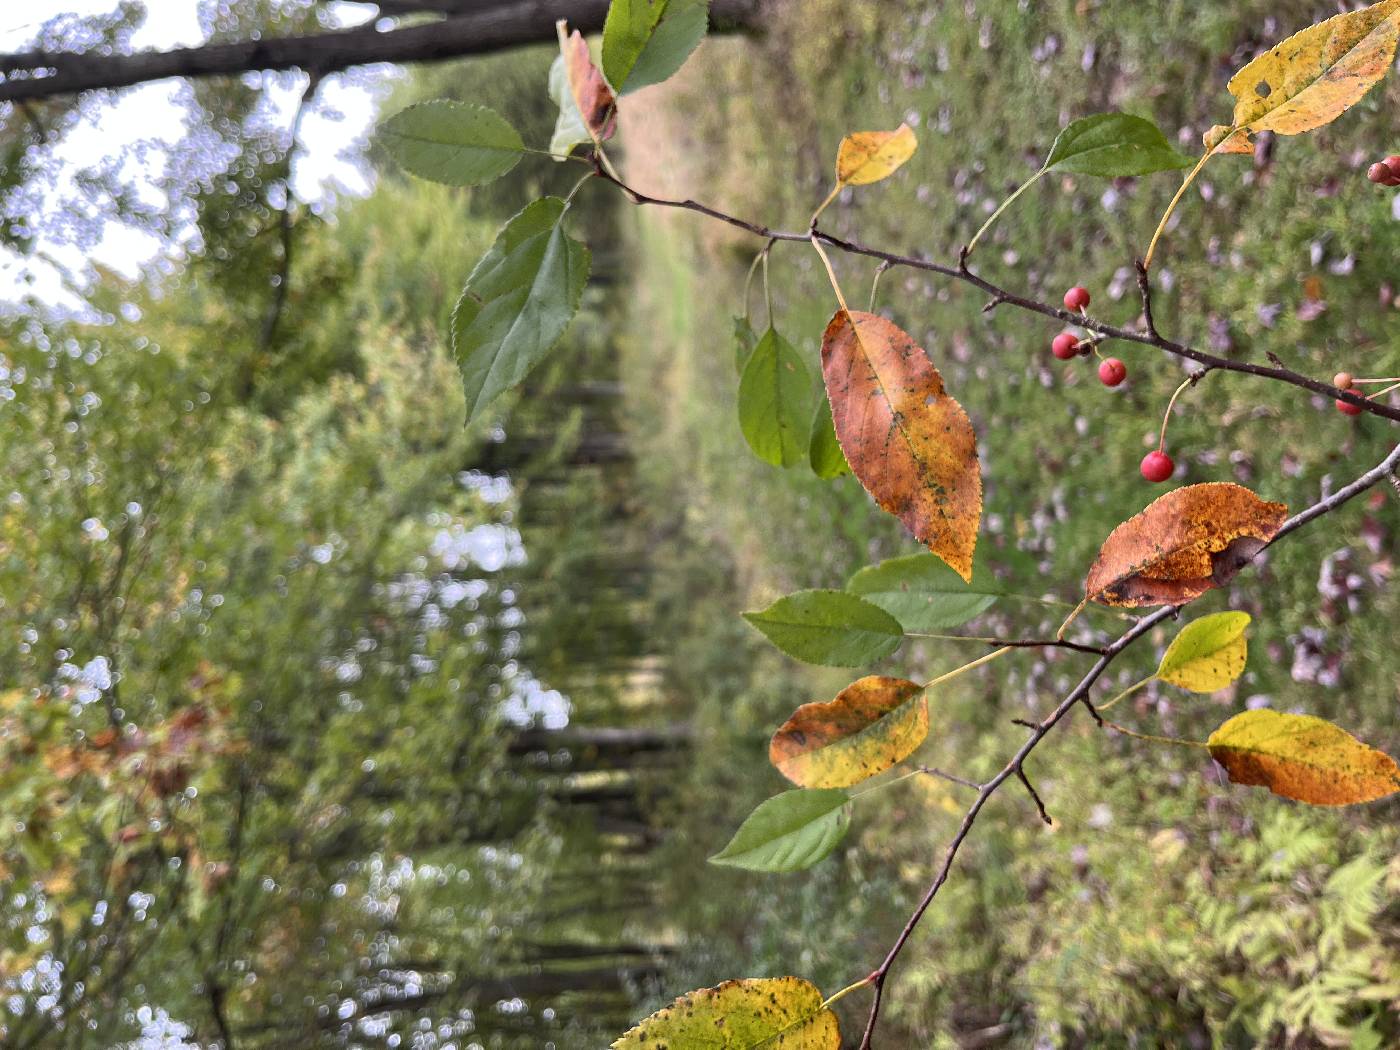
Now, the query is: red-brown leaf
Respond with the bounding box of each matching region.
[1084,482,1287,607]
[820,309,981,581]
[561,26,616,141]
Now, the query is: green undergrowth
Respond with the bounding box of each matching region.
[615,0,1400,1045]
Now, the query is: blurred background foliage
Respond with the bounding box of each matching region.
[0,1,1397,1048]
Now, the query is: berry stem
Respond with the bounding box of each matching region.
[966,167,1046,256]
[1157,373,1200,451]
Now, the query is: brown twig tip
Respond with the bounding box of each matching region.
[1134,258,1159,338]
[1080,696,1105,727]
[1015,767,1052,825]
[957,244,971,272]
[982,293,1007,313]
[1011,718,1038,729]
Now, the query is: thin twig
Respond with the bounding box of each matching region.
[918,766,981,791]
[589,168,1400,423]
[1015,767,1052,825]
[1134,258,1158,339]
[852,441,1399,1048]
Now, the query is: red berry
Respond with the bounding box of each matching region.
[1098,358,1127,387]
[1335,397,1364,417]
[1368,162,1391,184]
[1064,286,1091,311]
[1384,154,1400,177]
[1051,331,1079,360]
[1140,450,1174,483]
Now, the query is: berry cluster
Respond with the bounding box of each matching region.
[1051,286,1130,388]
[1366,155,1400,186]
[1050,283,1175,483]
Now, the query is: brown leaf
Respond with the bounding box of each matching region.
[1084,482,1287,607]
[770,676,927,788]
[820,310,981,581]
[560,25,616,142]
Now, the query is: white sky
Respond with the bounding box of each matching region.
[0,1,390,310]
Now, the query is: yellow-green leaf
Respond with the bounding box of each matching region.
[1156,611,1250,692]
[835,124,917,186]
[770,676,926,788]
[1207,710,1400,806]
[1224,0,1400,150]
[611,976,841,1049]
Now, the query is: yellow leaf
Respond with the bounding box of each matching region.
[821,310,981,581]
[1207,710,1400,806]
[612,977,840,1049]
[836,124,917,186]
[770,676,927,788]
[1227,0,1400,141]
[1156,611,1250,693]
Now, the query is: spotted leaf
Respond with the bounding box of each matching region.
[1207,710,1400,806]
[611,976,840,1049]
[770,676,926,788]
[1084,483,1286,607]
[820,310,981,581]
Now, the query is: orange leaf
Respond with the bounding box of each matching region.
[820,310,981,581]
[1208,710,1400,806]
[1084,482,1287,607]
[560,23,616,141]
[1203,124,1253,154]
[770,676,927,788]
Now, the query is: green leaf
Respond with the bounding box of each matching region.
[808,395,849,479]
[605,0,709,95]
[743,589,902,666]
[733,314,758,375]
[846,553,997,632]
[451,197,590,423]
[1044,113,1193,177]
[738,327,812,469]
[612,977,841,1049]
[1156,611,1250,692]
[709,789,851,872]
[548,54,591,159]
[377,101,525,186]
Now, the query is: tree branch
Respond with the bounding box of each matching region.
[852,440,1400,1048]
[590,166,1400,424]
[0,0,762,103]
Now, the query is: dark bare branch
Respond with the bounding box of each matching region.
[588,166,1400,424]
[0,0,761,103]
